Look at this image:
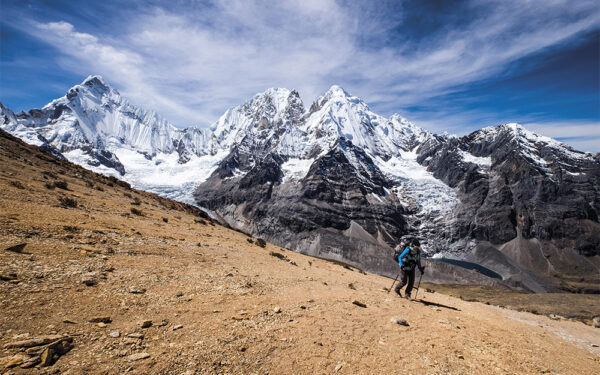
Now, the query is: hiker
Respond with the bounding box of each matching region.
[393,239,425,299]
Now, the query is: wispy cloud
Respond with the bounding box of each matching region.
[4,0,600,150]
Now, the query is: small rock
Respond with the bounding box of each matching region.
[126,332,144,339]
[97,322,107,328]
[175,291,184,297]
[127,352,150,361]
[20,356,41,369]
[156,320,168,327]
[0,272,18,281]
[352,300,367,308]
[391,317,409,326]
[172,325,183,331]
[129,287,146,294]
[334,363,344,372]
[591,344,598,348]
[273,306,282,314]
[63,319,77,324]
[549,314,561,321]
[4,354,27,368]
[138,320,152,328]
[89,316,112,324]
[5,243,27,253]
[458,355,464,360]
[40,347,55,366]
[103,265,115,272]
[592,316,600,328]
[109,331,120,338]
[82,278,97,286]
[4,335,64,349]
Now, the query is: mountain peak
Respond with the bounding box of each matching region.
[56,74,117,105]
[259,87,292,99]
[327,84,347,94]
[82,75,109,88]
[323,84,354,99]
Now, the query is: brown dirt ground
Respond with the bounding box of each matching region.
[1,132,599,374]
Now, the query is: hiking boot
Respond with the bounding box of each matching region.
[404,294,412,300]
[394,289,402,298]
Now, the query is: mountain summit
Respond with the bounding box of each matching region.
[2,76,598,291]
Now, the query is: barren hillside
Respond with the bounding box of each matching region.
[1,129,598,374]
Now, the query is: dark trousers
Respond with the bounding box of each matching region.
[395,269,415,295]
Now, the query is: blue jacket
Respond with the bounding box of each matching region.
[398,247,423,270]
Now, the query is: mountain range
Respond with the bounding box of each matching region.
[2,75,599,292]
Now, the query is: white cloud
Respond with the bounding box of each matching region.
[14,0,600,145]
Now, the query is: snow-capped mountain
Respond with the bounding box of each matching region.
[2,76,599,292]
[1,76,220,201]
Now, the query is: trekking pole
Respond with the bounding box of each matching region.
[414,272,424,299]
[387,273,400,293]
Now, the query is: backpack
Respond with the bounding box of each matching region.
[393,238,414,263]
[400,248,419,271]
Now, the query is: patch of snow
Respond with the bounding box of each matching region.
[565,170,583,176]
[113,148,226,204]
[371,193,384,203]
[3,124,46,147]
[63,149,122,178]
[458,150,492,168]
[64,147,226,205]
[376,149,458,216]
[281,158,314,182]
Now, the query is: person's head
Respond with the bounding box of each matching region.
[411,239,421,251]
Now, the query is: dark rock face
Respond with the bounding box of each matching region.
[196,139,409,270]
[82,147,126,176]
[38,144,66,160]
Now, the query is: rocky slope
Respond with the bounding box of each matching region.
[0,129,599,374]
[2,77,599,292]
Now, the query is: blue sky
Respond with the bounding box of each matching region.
[1,0,599,152]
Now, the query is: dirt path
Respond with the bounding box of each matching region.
[495,305,600,357]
